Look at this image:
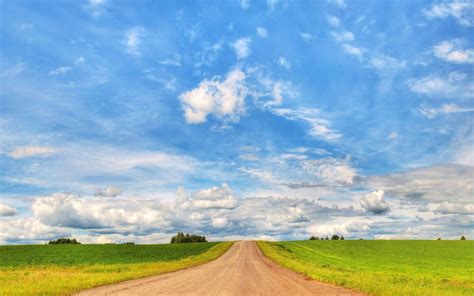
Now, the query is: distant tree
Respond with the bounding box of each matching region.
[331,234,340,240]
[170,232,207,243]
[309,236,320,240]
[325,236,329,240]
[461,236,466,240]
[48,238,81,244]
[122,242,135,245]
[436,237,441,240]
[340,236,345,240]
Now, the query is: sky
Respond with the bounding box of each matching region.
[0,0,473,244]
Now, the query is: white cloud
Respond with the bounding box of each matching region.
[94,186,123,197]
[342,44,363,58]
[327,0,346,8]
[0,204,17,216]
[419,103,474,118]
[212,217,228,228]
[360,190,390,214]
[299,32,313,42]
[331,31,354,42]
[423,1,474,27]
[277,57,291,70]
[367,164,474,203]
[240,0,250,9]
[408,72,474,99]
[257,27,268,38]
[2,62,26,77]
[370,55,406,70]
[0,217,70,244]
[307,221,371,237]
[179,69,247,124]
[435,201,474,215]
[327,15,340,27]
[240,168,278,183]
[49,66,73,76]
[124,27,144,56]
[8,146,56,159]
[271,108,342,140]
[231,37,252,59]
[433,39,474,64]
[302,157,357,185]
[85,0,108,17]
[74,57,85,65]
[239,153,260,161]
[267,0,279,10]
[388,132,398,140]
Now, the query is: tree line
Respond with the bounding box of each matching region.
[170,232,207,243]
[309,234,344,240]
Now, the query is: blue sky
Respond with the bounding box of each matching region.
[0,0,473,243]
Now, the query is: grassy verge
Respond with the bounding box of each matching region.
[257,240,474,295]
[0,242,233,295]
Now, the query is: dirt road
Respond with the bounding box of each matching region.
[77,241,362,295]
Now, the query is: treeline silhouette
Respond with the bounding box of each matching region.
[48,238,81,244]
[309,234,345,240]
[170,232,207,243]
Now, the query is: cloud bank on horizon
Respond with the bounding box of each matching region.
[0,0,473,244]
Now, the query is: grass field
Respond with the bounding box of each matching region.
[258,240,474,295]
[0,242,233,295]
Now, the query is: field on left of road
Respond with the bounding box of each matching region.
[0,242,233,295]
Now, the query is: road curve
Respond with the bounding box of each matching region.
[77,241,362,295]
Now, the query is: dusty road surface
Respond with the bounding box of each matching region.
[77,241,362,296]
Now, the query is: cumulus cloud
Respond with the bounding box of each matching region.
[408,71,474,99]
[257,27,268,38]
[179,69,247,124]
[0,217,70,244]
[419,103,474,118]
[302,157,357,185]
[0,204,17,216]
[94,186,123,197]
[124,27,144,56]
[367,164,474,203]
[8,146,56,159]
[433,39,474,64]
[186,183,238,209]
[423,0,474,27]
[231,37,251,59]
[360,190,390,214]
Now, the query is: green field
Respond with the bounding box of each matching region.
[0,242,233,295]
[258,240,474,295]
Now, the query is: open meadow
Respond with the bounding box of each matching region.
[0,242,232,295]
[258,240,474,295]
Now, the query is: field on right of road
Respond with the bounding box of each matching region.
[258,240,474,295]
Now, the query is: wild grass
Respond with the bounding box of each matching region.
[0,242,233,295]
[258,240,474,295]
